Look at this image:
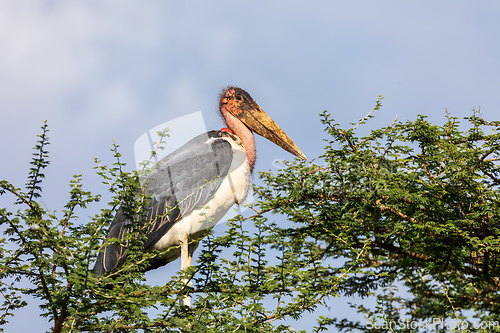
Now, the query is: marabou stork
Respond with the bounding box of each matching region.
[94,87,307,298]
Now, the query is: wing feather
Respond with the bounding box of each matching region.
[94,131,234,275]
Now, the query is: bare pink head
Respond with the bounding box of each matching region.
[218,86,307,171]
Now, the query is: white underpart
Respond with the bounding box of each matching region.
[152,136,250,252]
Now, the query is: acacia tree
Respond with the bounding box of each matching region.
[0,121,351,333]
[1,101,499,332]
[256,104,500,332]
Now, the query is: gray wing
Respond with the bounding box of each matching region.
[94,131,235,275]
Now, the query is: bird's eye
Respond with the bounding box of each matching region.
[235,94,243,101]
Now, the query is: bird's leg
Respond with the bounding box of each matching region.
[180,233,192,307]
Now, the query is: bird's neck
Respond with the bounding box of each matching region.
[222,112,256,172]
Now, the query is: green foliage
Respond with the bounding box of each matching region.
[256,102,500,331]
[0,122,351,332]
[1,102,500,332]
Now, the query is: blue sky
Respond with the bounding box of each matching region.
[1,1,500,331]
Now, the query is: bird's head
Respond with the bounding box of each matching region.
[219,86,307,161]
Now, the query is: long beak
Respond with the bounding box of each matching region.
[230,105,307,161]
